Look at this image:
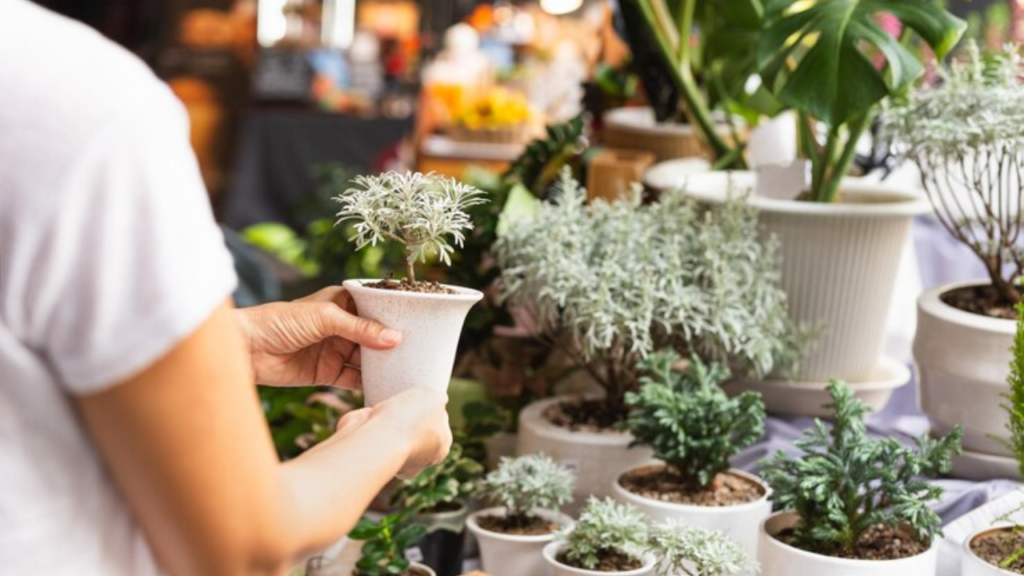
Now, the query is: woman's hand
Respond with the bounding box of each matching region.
[370,388,453,478]
[235,286,401,388]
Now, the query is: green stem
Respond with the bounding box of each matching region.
[406,258,417,284]
[816,113,870,203]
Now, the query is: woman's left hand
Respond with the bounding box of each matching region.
[235,286,401,388]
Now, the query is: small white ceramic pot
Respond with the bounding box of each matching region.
[342,280,482,406]
[915,280,1016,457]
[962,527,1019,576]
[758,511,938,576]
[683,171,930,384]
[409,562,437,576]
[541,542,656,576]
[516,397,653,513]
[466,507,573,576]
[612,463,770,562]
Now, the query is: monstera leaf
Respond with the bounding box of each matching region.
[757,0,966,127]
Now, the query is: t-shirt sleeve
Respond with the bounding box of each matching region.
[23,85,237,394]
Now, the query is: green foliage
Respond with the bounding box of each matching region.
[761,381,963,557]
[457,401,514,464]
[259,387,349,460]
[648,519,758,576]
[561,498,649,570]
[623,351,765,489]
[502,115,588,197]
[1001,303,1024,476]
[334,171,487,282]
[882,44,1024,304]
[495,170,805,414]
[479,454,576,521]
[349,512,428,576]
[391,444,484,514]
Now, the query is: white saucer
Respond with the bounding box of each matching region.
[950,449,1023,481]
[722,356,911,418]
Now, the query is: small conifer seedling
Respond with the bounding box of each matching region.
[761,381,963,559]
[1001,302,1024,477]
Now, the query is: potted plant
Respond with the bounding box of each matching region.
[466,454,576,576]
[333,171,487,405]
[758,381,963,576]
[683,1,966,386]
[882,44,1024,464]
[647,520,758,576]
[391,444,483,576]
[495,171,803,505]
[613,351,771,560]
[348,512,435,576]
[542,497,654,576]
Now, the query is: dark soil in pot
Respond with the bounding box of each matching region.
[556,549,643,572]
[619,463,764,506]
[476,513,559,536]
[971,528,1024,573]
[544,398,625,433]
[365,278,456,294]
[776,524,929,561]
[941,285,1019,320]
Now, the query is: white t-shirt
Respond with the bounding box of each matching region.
[0,2,237,573]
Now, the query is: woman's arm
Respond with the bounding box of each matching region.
[77,300,450,576]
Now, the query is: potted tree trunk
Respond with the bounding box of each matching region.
[390,444,483,576]
[673,0,966,390]
[494,171,803,508]
[542,498,655,576]
[466,454,576,576]
[883,44,1024,468]
[348,512,436,576]
[758,381,963,576]
[612,352,771,562]
[333,171,486,405]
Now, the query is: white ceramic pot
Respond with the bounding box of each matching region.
[466,507,573,576]
[759,511,939,576]
[602,107,730,162]
[342,280,483,406]
[962,528,1017,576]
[612,464,770,562]
[915,280,1016,457]
[541,542,656,576]
[516,397,653,512]
[683,171,930,383]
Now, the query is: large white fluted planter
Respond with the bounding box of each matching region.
[542,542,656,576]
[759,512,939,576]
[683,172,929,383]
[343,280,482,406]
[612,464,770,563]
[466,507,573,576]
[915,281,1016,457]
[516,398,653,512]
[962,528,1018,576]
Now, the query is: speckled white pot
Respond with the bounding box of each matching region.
[466,507,573,576]
[343,280,483,406]
[612,463,771,564]
[516,397,653,513]
[915,280,1016,457]
[962,528,1018,576]
[542,542,656,576]
[759,511,939,576]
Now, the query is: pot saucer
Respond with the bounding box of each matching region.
[722,356,910,418]
[950,449,1023,481]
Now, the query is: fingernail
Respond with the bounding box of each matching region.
[380,329,402,345]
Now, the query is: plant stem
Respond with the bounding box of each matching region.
[815,113,870,203]
[406,258,417,284]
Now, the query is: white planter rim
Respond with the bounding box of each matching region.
[760,510,938,566]
[963,526,1020,575]
[343,279,484,303]
[409,561,437,576]
[603,107,700,137]
[542,541,656,576]
[919,280,1016,335]
[747,355,911,392]
[466,507,572,543]
[520,396,634,447]
[680,171,931,218]
[615,463,771,514]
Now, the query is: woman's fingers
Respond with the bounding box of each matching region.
[313,303,401,350]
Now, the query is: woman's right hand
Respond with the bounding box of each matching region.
[370,388,452,479]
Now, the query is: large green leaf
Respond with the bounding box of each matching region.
[757,0,966,127]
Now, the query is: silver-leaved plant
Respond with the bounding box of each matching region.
[648,520,757,576]
[494,169,804,413]
[478,453,575,523]
[334,171,487,283]
[560,497,649,570]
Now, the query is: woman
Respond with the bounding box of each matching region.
[0,2,452,575]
